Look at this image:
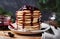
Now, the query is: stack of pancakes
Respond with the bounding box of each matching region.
[16,5,41,31]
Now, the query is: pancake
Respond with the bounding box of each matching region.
[16,5,41,31]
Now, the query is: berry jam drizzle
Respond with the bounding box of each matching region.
[31,11,33,26]
[23,12,25,29]
[9,24,15,29]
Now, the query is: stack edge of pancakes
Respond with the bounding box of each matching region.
[16,5,41,31]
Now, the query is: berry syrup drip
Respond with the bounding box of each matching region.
[23,12,25,29]
[38,18,40,29]
[9,23,15,29]
[30,11,33,26]
[8,18,15,29]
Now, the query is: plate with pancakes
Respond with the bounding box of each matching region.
[8,23,50,34]
[8,5,50,34]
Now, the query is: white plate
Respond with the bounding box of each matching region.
[8,23,50,34]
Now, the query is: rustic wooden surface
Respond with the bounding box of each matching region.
[0,31,42,39]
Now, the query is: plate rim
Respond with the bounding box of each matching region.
[8,23,50,34]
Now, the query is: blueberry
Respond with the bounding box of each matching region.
[9,34,14,37]
[8,32,11,34]
[8,32,14,37]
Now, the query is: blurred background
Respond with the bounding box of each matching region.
[0,0,60,28]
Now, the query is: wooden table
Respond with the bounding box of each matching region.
[0,31,42,39]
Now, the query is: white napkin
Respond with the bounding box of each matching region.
[40,23,50,28]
